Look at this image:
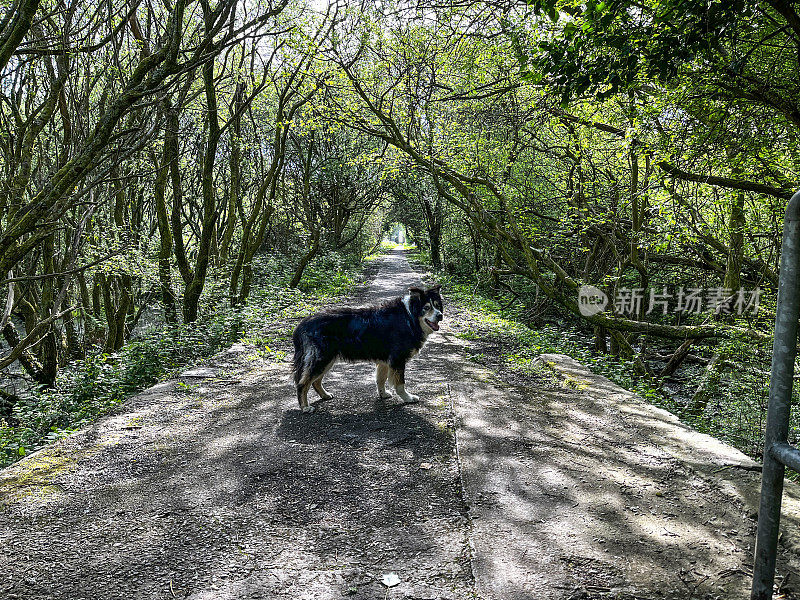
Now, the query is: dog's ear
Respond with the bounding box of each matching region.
[407,287,424,312]
[428,284,442,294]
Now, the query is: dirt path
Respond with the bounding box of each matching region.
[3,249,800,599]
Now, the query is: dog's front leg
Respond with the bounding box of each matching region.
[390,364,419,404]
[376,363,392,399]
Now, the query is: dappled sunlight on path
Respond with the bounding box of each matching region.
[443,339,800,598]
[2,248,799,600]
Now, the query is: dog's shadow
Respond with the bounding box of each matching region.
[276,395,448,458]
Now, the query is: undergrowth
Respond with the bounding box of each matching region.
[440,276,668,407]
[0,251,363,468]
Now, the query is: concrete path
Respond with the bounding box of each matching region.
[0,249,472,600]
[449,348,800,599]
[2,248,800,600]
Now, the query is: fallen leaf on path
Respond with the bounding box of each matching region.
[381,572,401,587]
[419,462,432,470]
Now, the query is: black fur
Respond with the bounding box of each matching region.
[292,285,443,411]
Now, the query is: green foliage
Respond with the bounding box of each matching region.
[295,251,362,297]
[683,334,796,460]
[405,248,431,267]
[525,0,749,101]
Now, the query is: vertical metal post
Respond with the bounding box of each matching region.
[752,190,800,599]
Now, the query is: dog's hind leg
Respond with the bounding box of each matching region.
[297,382,314,413]
[295,361,316,413]
[296,338,332,412]
[311,359,336,400]
[375,363,392,399]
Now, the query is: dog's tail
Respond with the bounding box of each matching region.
[292,326,309,386]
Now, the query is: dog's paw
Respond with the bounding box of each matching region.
[301,405,316,414]
[318,393,333,400]
[378,390,392,399]
[400,394,419,404]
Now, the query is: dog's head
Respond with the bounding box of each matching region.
[407,285,443,335]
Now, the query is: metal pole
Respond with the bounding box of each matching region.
[752,190,800,599]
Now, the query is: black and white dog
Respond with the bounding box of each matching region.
[292,285,444,413]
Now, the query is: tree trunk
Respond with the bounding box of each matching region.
[723,167,745,293]
[2,321,50,386]
[430,221,442,270]
[39,234,59,385]
[289,231,321,289]
[75,272,92,351]
[101,273,118,353]
[167,105,193,289]
[111,170,133,348]
[183,34,220,324]
[219,82,244,263]
[0,388,20,424]
[113,274,131,350]
[684,352,724,419]
[609,329,648,376]
[419,190,443,270]
[659,338,696,379]
[91,274,103,344]
[465,219,480,271]
[63,288,83,359]
[153,141,176,323]
[594,325,607,353]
